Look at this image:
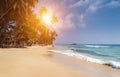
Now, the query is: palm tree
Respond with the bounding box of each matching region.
[0,1,58,48]
[0,0,38,48]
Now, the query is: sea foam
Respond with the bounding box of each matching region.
[50,49,120,69]
[84,45,109,48]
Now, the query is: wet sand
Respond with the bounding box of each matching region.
[52,52,120,77]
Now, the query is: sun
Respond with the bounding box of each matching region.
[42,13,53,25]
[39,7,58,26]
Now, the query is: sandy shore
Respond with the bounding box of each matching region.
[0,46,89,77]
[0,46,120,77]
[53,52,120,77]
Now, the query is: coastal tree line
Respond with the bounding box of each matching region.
[0,0,57,48]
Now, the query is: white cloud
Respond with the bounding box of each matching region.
[34,0,120,31]
[54,13,86,32]
[86,0,120,13]
[105,0,120,8]
[55,13,75,30]
[70,0,90,8]
[87,5,97,13]
[85,0,104,13]
[78,14,86,28]
[52,14,74,33]
[63,14,75,28]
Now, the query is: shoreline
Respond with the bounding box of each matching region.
[50,48,120,69]
[0,46,120,77]
[51,51,120,77]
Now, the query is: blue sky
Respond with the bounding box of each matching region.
[35,0,120,44]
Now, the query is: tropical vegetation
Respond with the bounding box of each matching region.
[0,0,57,48]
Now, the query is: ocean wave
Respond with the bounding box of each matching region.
[103,61,120,69]
[50,50,120,69]
[72,49,111,57]
[83,45,109,48]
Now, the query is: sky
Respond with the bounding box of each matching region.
[34,0,120,44]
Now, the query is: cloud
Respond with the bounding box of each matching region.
[63,13,75,28]
[78,14,86,28]
[70,0,90,8]
[64,0,120,29]
[54,13,75,31]
[34,0,120,31]
[86,0,120,13]
[105,0,120,8]
[62,13,86,29]
[85,0,104,13]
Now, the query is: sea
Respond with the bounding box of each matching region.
[51,44,120,69]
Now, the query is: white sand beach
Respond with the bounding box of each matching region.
[0,46,119,77]
[0,46,88,77]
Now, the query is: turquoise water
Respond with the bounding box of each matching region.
[51,44,120,69]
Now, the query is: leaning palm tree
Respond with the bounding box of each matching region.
[0,0,38,48]
[0,1,58,48]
